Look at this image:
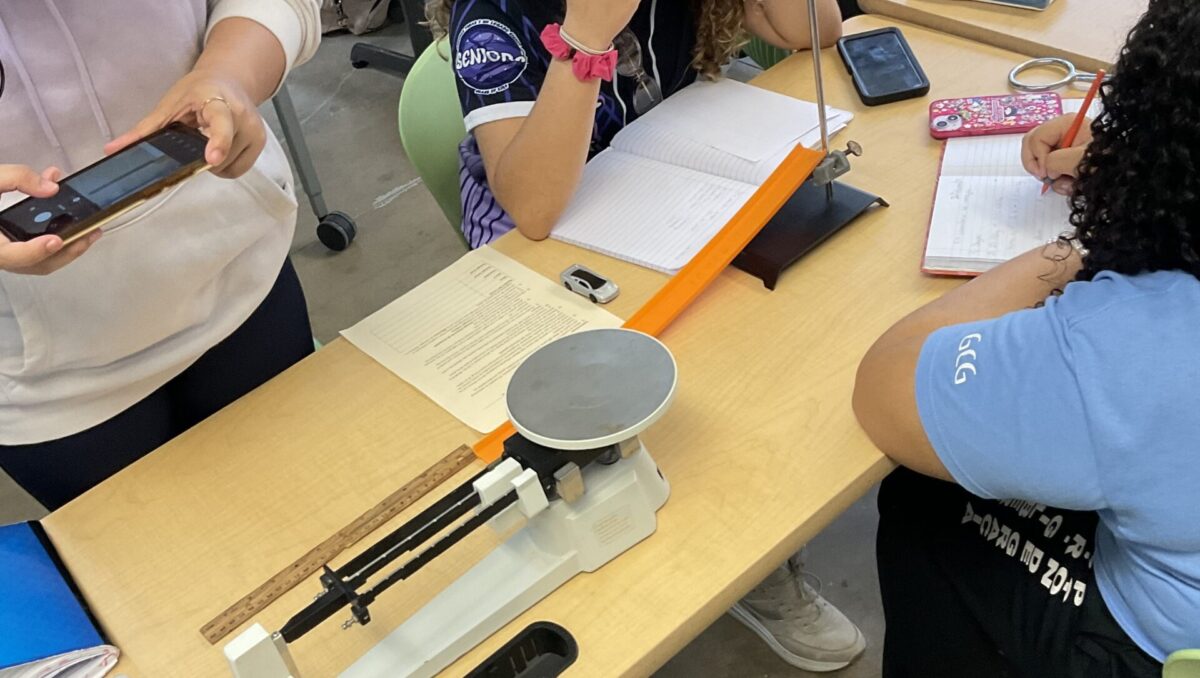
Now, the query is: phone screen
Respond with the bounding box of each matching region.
[65,144,182,210]
[843,32,923,95]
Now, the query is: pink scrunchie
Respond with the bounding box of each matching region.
[540,24,617,82]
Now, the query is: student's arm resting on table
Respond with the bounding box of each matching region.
[852,244,1082,483]
[106,0,321,178]
[743,0,843,51]
[472,0,639,241]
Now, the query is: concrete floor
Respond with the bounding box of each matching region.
[0,23,886,678]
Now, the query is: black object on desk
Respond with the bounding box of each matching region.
[837,27,930,106]
[466,622,579,678]
[733,179,887,290]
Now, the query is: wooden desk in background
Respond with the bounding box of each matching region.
[859,0,1146,72]
[42,15,1052,677]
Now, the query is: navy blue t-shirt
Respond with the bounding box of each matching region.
[450,0,698,248]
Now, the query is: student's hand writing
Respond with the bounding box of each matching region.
[1021,114,1093,196]
[0,165,101,276]
[561,0,641,50]
[104,71,265,180]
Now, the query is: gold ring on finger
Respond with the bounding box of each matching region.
[200,96,233,117]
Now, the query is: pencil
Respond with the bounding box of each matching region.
[1042,68,1106,195]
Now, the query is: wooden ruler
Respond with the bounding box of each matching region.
[200,444,477,644]
[200,144,823,644]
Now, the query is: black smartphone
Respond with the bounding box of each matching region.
[837,27,930,106]
[0,122,209,245]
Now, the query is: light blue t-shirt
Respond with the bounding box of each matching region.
[915,269,1200,662]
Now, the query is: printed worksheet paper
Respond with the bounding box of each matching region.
[341,247,622,431]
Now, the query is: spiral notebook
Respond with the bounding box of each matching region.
[922,98,1100,276]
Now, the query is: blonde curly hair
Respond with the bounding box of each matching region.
[426,0,748,79]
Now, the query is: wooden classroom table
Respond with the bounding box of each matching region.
[42,15,1045,677]
[859,0,1146,73]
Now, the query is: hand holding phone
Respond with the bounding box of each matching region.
[0,165,101,276]
[105,70,264,179]
[0,123,209,256]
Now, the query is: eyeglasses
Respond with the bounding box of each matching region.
[613,29,662,115]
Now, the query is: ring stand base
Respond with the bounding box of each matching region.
[733,179,888,290]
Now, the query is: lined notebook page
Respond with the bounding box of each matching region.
[925,135,1073,273]
[924,98,1100,274]
[611,109,851,185]
[548,78,853,273]
[924,173,1072,273]
[629,79,819,161]
[550,150,756,273]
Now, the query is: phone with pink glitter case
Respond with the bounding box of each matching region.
[929,93,1063,139]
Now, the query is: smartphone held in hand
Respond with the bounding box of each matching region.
[0,123,209,246]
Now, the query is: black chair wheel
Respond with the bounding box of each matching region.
[317,211,357,251]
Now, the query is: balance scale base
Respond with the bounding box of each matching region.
[341,444,668,678]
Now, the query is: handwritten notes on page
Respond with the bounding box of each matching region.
[924,135,1074,275]
[923,97,1103,275]
[341,246,621,432]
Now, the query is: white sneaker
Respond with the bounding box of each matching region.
[729,560,866,672]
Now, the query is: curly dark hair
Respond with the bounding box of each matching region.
[1069,0,1200,281]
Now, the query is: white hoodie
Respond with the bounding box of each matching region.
[0,0,321,444]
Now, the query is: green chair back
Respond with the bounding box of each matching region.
[743,36,793,71]
[1165,649,1200,678]
[398,39,468,246]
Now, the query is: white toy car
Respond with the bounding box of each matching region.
[560,264,619,304]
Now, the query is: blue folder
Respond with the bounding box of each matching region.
[0,521,113,673]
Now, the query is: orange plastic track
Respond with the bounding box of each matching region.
[472,145,823,462]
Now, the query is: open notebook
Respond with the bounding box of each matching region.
[550,79,852,273]
[923,99,1102,275]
